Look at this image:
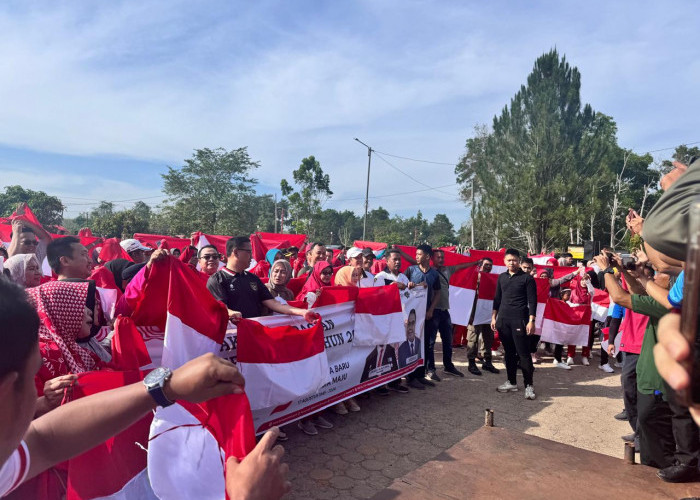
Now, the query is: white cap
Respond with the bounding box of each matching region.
[346,247,362,259]
[120,238,150,253]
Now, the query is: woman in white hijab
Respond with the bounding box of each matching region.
[4,253,43,288]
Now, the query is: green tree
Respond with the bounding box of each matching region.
[280,156,333,236]
[427,213,456,247]
[0,185,65,228]
[75,201,153,238]
[160,148,259,235]
[457,50,618,252]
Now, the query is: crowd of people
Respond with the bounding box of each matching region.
[0,157,699,497]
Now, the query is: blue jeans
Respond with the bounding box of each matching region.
[426,309,454,371]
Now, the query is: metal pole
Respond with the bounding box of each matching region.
[484,409,494,427]
[624,442,636,464]
[471,180,475,248]
[274,194,278,233]
[355,138,372,241]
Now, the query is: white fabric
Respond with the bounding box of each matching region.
[239,353,331,410]
[374,271,409,286]
[149,404,225,500]
[0,441,30,497]
[162,313,220,370]
[94,469,157,500]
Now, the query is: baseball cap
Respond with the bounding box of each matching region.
[347,247,362,259]
[361,247,374,258]
[120,238,150,253]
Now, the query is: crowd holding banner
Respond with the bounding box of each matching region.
[2,156,700,500]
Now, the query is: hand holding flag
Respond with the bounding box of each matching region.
[164,353,245,403]
[225,427,291,500]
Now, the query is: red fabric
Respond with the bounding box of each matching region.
[10,204,43,228]
[256,232,306,250]
[440,246,457,253]
[26,281,103,378]
[286,276,307,297]
[477,272,499,299]
[370,259,386,274]
[78,228,93,238]
[133,233,190,251]
[198,234,230,255]
[353,240,387,251]
[237,317,325,363]
[249,259,270,278]
[98,238,133,263]
[65,370,152,500]
[355,285,402,315]
[111,316,152,370]
[453,325,468,346]
[313,286,359,306]
[179,245,197,265]
[292,256,307,275]
[296,261,333,300]
[249,233,268,262]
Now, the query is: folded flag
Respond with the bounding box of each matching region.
[534,278,551,335]
[354,285,406,345]
[236,317,330,410]
[539,299,591,346]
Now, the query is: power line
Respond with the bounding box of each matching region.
[644,141,700,154]
[332,182,460,202]
[372,150,457,166]
[372,152,457,197]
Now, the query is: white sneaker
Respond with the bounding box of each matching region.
[332,402,348,415]
[552,358,559,366]
[581,357,590,366]
[524,385,536,400]
[566,356,575,366]
[298,419,318,436]
[531,353,541,364]
[345,398,361,412]
[556,361,572,370]
[614,361,623,368]
[599,363,614,373]
[312,415,334,429]
[497,381,518,393]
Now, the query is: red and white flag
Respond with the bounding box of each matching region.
[539,299,592,346]
[236,317,330,410]
[448,266,479,327]
[534,278,550,335]
[354,285,406,345]
[591,289,611,322]
[142,257,256,499]
[66,371,153,500]
[472,272,499,326]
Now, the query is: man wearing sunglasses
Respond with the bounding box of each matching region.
[207,236,318,323]
[197,245,222,278]
[7,219,51,269]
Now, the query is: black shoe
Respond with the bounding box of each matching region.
[657,462,700,483]
[427,370,442,382]
[482,362,500,374]
[389,384,409,393]
[468,362,482,376]
[417,377,436,387]
[376,386,390,396]
[407,378,426,390]
[621,433,636,442]
[444,366,464,377]
[614,409,628,421]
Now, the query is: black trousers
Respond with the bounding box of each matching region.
[621,352,639,433]
[497,317,534,387]
[664,381,700,466]
[637,391,675,469]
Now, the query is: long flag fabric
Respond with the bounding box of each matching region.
[448,266,479,327]
[354,285,406,345]
[539,299,592,346]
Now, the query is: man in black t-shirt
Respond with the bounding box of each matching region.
[491,248,538,400]
[208,236,317,322]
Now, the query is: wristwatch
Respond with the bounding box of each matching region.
[144,367,174,407]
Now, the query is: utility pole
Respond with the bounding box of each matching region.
[274,194,278,233]
[354,138,372,240]
[470,179,475,248]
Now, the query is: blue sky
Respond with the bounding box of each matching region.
[1,1,698,227]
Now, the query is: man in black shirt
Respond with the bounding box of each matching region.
[491,249,538,400]
[208,236,317,323]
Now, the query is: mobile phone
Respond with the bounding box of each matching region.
[677,198,700,406]
[621,256,636,271]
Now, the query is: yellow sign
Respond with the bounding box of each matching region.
[568,246,584,260]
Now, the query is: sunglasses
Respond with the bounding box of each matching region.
[321,269,333,275]
[200,254,220,261]
[22,240,39,246]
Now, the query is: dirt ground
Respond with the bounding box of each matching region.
[283,340,632,499]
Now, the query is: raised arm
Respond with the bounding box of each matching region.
[25,354,244,480]
[603,273,632,310]
[262,299,319,323]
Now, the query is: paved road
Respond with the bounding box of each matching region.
[284,342,630,499]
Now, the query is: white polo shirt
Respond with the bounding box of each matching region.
[374,270,409,287]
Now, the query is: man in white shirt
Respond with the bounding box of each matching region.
[374,249,409,289]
